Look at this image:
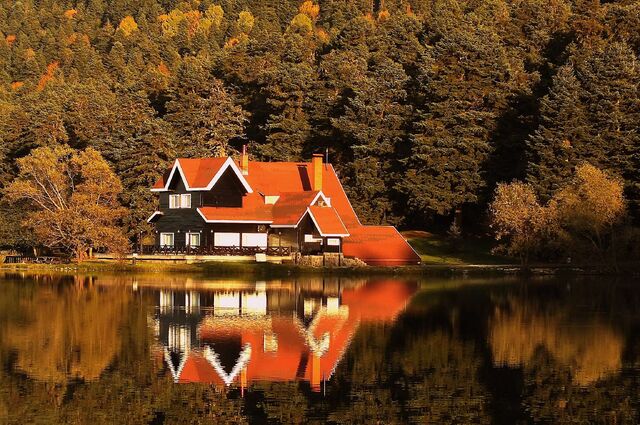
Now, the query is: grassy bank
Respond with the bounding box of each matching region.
[402,230,512,265]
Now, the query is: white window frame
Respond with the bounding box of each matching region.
[180,194,191,208]
[186,232,200,248]
[304,234,322,243]
[169,194,180,209]
[160,232,174,247]
[327,238,340,246]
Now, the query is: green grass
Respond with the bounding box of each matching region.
[403,231,514,266]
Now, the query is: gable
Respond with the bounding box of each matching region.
[152,157,253,193]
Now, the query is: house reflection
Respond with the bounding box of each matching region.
[150,279,417,391]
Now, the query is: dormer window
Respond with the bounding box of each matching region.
[169,194,191,209]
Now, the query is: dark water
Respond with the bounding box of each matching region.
[1,273,639,424]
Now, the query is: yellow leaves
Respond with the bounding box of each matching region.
[64,9,78,19]
[37,61,59,91]
[160,8,215,37]
[205,4,224,28]
[554,163,625,233]
[299,1,320,21]
[5,146,128,258]
[5,34,16,45]
[288,13,314,36]
[237,11,255,34]
[24,48,36,60]
[117,15,139,36]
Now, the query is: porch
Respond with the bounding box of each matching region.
[138,245,292,257]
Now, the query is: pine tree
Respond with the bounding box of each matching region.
[165,57,247,157]
[527,65,588,200]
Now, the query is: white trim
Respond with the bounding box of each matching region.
[151,157,253,193]
[203,343,252,386]
[270,224,297,228]
[390,226,421,262]
[197,208,272,224]
[160,232,175,247]
[146,211,163,223]
[306,207,350,237]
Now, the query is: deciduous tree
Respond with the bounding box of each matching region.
[4,146,128,260]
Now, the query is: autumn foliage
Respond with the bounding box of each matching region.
[491,164,627,264]
[4,146,128,261]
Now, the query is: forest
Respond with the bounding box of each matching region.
[0,0,638,253]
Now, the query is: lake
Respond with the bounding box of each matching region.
[0,273,639,424]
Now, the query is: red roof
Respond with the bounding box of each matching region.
[153,158,228,190]
[343,226,421,266]
[308,206,349,236]
[271,191,321,226]
[152,157,420,265]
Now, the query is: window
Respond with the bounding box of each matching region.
[160,232,174,247]
[169,194,180,209]
[181,194,191,208]
[186,232,200,248]
[304,234,322,243]
[242,233,268,248]
[169,194,191,208]
[327,238,340,246]
[214,232,240,247]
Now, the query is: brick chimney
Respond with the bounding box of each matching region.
[241,145,249,175]
[311,153,323,191]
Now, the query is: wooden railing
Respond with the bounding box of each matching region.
[3,256,68,264]
[139,245,292,256]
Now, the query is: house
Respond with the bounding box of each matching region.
[147,149,420,266]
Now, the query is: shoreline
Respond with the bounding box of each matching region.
[1,260,638,278]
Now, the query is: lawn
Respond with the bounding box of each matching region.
[403,231,514,266]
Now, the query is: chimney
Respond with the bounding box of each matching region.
[241,145,249,175]
[312,153,323,191]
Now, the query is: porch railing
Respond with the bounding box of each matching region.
[139,245,292,256]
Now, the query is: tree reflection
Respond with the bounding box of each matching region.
[490,296,623,385]
[2,276,130,383]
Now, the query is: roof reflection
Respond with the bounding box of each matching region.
[148,279,417,391]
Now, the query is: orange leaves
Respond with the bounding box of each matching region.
[299,1,320,21]
[117,15,138,36]
[64,9,78,19]
[378,10,390,22]
[10,82,24,90]
[5,34,16,45]
[157,61,171,77]
[37,61,60,91]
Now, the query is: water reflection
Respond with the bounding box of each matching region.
[490,296,623,385]
[1,274,639,424]
[149,279,417,391]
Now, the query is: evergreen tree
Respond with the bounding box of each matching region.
[527,65,588,200]
[165,57,247,157]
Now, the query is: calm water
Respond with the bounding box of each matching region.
[1,273,639,424]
